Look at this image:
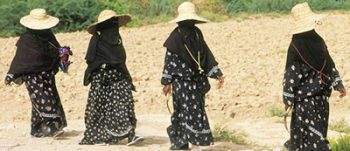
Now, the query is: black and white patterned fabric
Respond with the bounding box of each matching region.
[24,70,67,137]
[283,62,344,151]
[162,51,222,148]
[80,66,137,145]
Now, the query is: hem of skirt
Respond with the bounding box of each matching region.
[106,126,134,137]
[185,123,211,134]
[79,138,120,145]
[187,140,214,146]
[79,140,94,145]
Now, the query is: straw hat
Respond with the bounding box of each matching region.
[291,2,325,34]
[170,1,209,24]
[87,10,131,34]
[20,8,59,30]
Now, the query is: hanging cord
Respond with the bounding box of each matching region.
[30,99,44,119]
[48,41,58,49]
[178,28,204,74]
[291,43,331,84]
[166,94,172,114]
[284,106,293,134]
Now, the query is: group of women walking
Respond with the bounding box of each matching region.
[3,1,347,151]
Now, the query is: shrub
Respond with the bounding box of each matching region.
[329,135,350,151]
[0,0,104,37]
[213,125,249,145]
[127,0,185,26]
[2,0,350,37]
[0,0,185,36]
[222,0,350,14]
[0,0,33,36]
[268,104,285,117]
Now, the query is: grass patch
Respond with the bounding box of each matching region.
[199,11,230,22]
[222,0,350,14]
[213,125,249,145]
[329,118,350,133]
[329,135,350,151]
[274,49,286,56]
[268,104,285,117]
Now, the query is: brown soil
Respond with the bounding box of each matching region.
[0,13,349,150]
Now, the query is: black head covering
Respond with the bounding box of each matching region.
[286,29,335,80]
[163,20,218,74]
[8,28,60,77]
[84,17,132,86]
[85,17,126,64]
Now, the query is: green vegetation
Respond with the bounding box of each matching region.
[268,104,285,117]
[223,0,350,14]
[0,0,104,37]
[328,118,350,150]
[1,0,350,37]
[329,118,350,133]
[330,135,350,151]
[213,125,249,145]
[0,0,195,37]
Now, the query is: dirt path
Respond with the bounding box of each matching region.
[2,114,341,151]
[0,114,251,151]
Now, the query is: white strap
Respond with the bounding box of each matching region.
[178,29,204,73]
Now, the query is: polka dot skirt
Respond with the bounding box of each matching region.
[24,70,67,137]
[283,62,344,151]
[161,51,223,148]
[80,67,137,145]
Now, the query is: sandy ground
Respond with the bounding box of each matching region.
[0,114,248,151]
[0,13,350,150]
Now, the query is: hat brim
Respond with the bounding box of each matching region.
[20,15,59,30]
[169,14,209,24]
[291,14,326,35]
[87,15,131,34]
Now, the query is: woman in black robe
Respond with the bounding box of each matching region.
[5,9,67,137]
[80,10,143,146]
[284,3,346,151]
[161,2,224,150]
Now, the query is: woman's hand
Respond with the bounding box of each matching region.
[338,88,346,98]
[217,76,224,89]
[4,77,11,85]
[4,74,13,85]
[163,84,171,96]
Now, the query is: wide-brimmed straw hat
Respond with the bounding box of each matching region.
[87,10,131,34]
[20,8,59,30]
[169,1,209,24]
[291,2,325,34]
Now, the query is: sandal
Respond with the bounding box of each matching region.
[53,130,64,138]
[126,136,144,146]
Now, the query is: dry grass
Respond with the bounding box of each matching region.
[213,125,249,145]
[268,104,285,118]
[329,118,350,133]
